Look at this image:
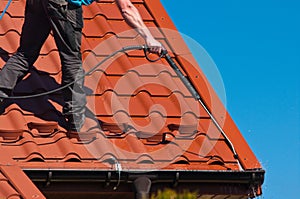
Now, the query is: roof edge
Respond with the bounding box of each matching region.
[24,169,265,196]
[144,0,262,170]
[0,146,46,199]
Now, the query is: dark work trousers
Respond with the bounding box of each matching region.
[0,0,86,131]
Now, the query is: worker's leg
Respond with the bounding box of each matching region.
[45,1,86,131]
[0,0,51,98]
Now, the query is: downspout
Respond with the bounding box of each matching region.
[134,176,152,199]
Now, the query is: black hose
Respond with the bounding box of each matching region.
[1,45,244,170]
[1,45,145,100]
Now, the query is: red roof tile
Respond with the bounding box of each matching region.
[0,145,44,198]
[0,0,264,198]
[0,172,21,199]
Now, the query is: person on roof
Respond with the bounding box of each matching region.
[0,0,163,135]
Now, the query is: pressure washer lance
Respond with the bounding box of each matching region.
[160,49,244,171]
[0,45,244,170]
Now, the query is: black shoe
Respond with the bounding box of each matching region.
[66,113,86,132]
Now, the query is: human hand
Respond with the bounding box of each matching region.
[145,37,164,55]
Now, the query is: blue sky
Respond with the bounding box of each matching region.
[160,0,300,198]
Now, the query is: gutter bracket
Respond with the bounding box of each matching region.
[173,172,180,187]
[105,171,112,187]
[45,171,52,187]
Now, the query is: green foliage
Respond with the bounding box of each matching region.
[151,189,198,199]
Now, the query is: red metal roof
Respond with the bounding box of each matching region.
[0,145,44,199]
[0,0,264,198]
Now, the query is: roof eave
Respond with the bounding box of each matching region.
[24,168,265,197]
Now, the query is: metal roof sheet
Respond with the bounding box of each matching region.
[0,0,264,198]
